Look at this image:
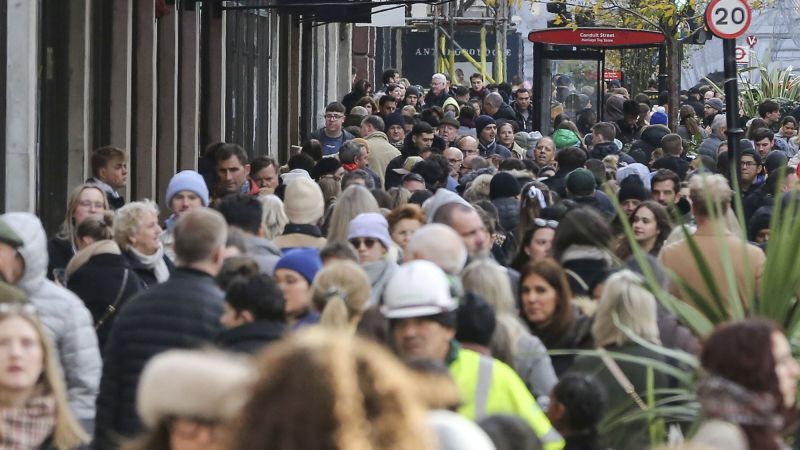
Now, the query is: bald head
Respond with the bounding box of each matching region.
[457,135,479,158]
[405,224,468,274]
[443,147,464,178]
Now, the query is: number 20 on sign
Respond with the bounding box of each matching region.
[705,0,752,39]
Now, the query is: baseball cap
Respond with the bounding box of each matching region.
[0,218,22,248]
[381,260,457,319]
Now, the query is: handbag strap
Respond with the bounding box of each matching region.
[95,269,129,331]
[598,347,648,411]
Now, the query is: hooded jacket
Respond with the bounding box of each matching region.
[243,235,282,275]
[1,213,101,425]
[589,141,635,164]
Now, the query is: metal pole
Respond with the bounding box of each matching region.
[433,4,439,74]
[722,38,744,189]
[480,25,487,80]
[499,0,508,83]
[449,0,456,83]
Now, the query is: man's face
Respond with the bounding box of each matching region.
[391,85,406,102]
[652,180,677,206]
[392,317,454,361]
[217,156,251,194]
[405,95,418,106]
[754,138,773,159]
[740,155,760,184]
[703,105,718,118]
[444,148,463,178]
[380,100,397,117]
[413,132,434,153]
[324,110,345,134]
[170,191,203,217]
[766,109,781,125]
[479,124,497,143]
[387,125,405,143]
[516,91,531,110]
[359,123,373,138]
[471,77,483,91]
[459,137,480,158]
[0,242,24,285]
[99,157,128,189]
[450,208,490,257]
[483,102,498,116]
[431,77,445,94]
[439,124,458,143]
[356,147,369,169]
[251,164,279,191]
[535,138,555,166]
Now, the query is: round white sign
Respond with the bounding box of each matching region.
[705,0,752,39]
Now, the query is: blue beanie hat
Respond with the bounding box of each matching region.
[274,248,322,284]
[385,112,405,129]
[166,170,209,208]
[650,111,668,126]
[475,115,496,136]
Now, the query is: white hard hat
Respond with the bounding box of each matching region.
[381,260,457,319]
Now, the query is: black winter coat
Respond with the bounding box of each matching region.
[216,320,285,354]
[46,237,74,281]
[66,253,144,349]
[122,250,175,288]
[94,268,225,450]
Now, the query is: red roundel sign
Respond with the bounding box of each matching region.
[705,0,752,39]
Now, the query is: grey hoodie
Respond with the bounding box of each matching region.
[2,213,101,427]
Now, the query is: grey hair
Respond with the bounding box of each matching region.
[114,200,160,251]
[431,73,447,83]
[339,141,363,164]
[592,270,661,347]
[484,92,504,108]
[711,114,727,134]
[460,259,516,315]
[405,224,467,274]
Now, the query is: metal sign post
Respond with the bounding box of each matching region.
[706,0,751,188]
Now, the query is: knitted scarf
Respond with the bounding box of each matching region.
[696,374,784,429]
[0,395,56,450]
[129,244,170,283]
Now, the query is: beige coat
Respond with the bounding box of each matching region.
[659,224,765,315]
[364,131,401,187]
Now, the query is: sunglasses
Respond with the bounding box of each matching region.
[349,238,378,249]
[533,218,559,229]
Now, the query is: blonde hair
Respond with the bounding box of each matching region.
[326,185,380,242]
[259,195,288,240]
[0,312,88,449]
[56,184,109,246]
[689,173,732,218]
[463,174,493,202]
[229,329,435,450]
[592,270,661,347]
[311,261,371,330]
[461,260,528,364]
[114,200,160,251]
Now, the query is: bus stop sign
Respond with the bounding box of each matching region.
[705,0,752,39]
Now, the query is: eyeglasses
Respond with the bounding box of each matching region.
[325,114,344,120]
[349,238,378,249]
[78,200,105,209]
[741,161,760,168]
[533,218,559,229]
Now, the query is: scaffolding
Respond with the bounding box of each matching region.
[408,0,515,84]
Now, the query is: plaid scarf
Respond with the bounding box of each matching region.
[0,395,56,450]
[697,374,783,429]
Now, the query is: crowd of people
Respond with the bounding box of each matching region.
[0,67,798,450]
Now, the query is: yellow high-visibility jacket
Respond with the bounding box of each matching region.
[449,346,565,450]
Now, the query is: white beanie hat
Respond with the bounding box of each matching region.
[136,350,255,428]
[283,177,325,224]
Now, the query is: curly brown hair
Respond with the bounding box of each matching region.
[228,330,435,450]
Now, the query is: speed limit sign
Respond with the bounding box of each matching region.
[705,0,752,39]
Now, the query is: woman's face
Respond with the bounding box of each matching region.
[349,237,387,264]
[525,228,555,263]
[782,122,796,137]
[363,103,374,114]
[772,331,800,408]
[131,211,163,255]
[0,316,43,395]
[520,273,558,325]
[275,268,311,317]
[391,219,422,252]
[498,125,515,146]
[632,207,658,244]
[73,188,106,225]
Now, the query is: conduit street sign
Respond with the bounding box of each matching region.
[705,0,752,39]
